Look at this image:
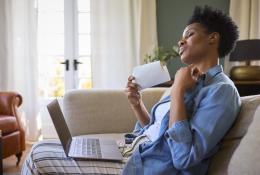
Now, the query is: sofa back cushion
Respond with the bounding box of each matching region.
[63,88,166,136]
[208,94,260,175]
[228,105,260,175]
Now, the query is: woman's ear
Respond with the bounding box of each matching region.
[208,32,220,44]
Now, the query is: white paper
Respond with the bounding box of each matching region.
[132,61,171,89]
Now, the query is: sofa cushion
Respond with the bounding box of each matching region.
[0,116,18,135]
[228,105,260,175]
[208,94,260,175]
[63,89,165,136]
[159,87,172,101]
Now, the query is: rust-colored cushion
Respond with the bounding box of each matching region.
[0,116,18,135]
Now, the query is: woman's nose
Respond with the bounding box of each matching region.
[178,38,185,47]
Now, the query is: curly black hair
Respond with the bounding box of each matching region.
[187,5,239,58]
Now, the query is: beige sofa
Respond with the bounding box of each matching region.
[62,88,260,175]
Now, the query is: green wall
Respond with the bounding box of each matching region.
[156,0,230,78]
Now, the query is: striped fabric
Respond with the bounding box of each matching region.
[21,140,127,175]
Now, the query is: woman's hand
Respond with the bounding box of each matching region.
[171,65,202,95]
[169,65,202,127]
[125,76,150,127]
[125,76,142,108]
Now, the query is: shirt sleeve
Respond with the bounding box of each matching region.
[132,114,152,135]
[164,83,241,170]
[132,121,144,135]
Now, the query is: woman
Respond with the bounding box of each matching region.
[123,5,241,175]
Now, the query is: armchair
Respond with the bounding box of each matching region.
[0,92,25,165]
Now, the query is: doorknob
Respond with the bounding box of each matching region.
[61,59,69,71]
[73,59,82,71]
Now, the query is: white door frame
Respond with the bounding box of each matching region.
[64,0,79,91]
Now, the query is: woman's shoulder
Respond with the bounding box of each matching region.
[204,72,237,91]
[199,73,240,104]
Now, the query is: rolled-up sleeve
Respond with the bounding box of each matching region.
[166,120,192,143]
[164,83,241,170]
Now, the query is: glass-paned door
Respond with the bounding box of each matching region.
[38,0,92,98]
[38,0,92,138]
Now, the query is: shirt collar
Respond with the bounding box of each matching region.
[158,65,223,103]
[203,65,223,83]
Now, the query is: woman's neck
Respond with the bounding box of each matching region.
[194,57,219,73]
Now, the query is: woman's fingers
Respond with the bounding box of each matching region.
[126,75,141,89]
[128,76,135,81]
[126,75,141,98]
[127,76,137,86]
[128,82,138,88]
[126,81,139,89]
[125,86,139,94]
[189,65,203,81]
[126,91,140,99]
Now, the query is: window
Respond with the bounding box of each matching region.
[38,0,92,98]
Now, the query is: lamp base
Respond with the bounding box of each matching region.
[230,66,260,81]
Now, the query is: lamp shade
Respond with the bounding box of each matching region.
[229,39,260,61]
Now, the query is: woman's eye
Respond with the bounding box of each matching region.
[183,31,194,39]
[185,32,193,39]
[187,32,194,37]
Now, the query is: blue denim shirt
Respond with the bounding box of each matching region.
[122,65,241,175]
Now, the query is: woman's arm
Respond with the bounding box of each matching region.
[131,101,150,127]
[166,66,241,170]
[125,76,150,127]
[166,84,241,170]
[169,87,186,127]
[169,66,198,127]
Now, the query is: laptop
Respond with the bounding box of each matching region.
[47,99,123,161]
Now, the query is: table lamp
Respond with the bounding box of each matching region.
[229,39,260,80]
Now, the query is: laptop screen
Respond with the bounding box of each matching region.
[47,99,72,156]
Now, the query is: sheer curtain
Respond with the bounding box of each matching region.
[225,0,260,74]
[0,0,40,141]
[91,0,158,88]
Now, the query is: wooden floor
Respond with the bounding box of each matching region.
[3,144,33,175]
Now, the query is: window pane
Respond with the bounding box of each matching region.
[38,0,64,12]
[38,56,65,98]
[38,34,64,55]
[38,12,64,34]
[78,57,92,78]
[39,56,65,77]
[48,77,65,97]
[77,0,90,12]
[79,34,91,55]
[78,78,92,89]
[78,13,91,34]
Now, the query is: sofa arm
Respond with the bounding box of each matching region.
[63,88,167,136]
[0,92,22,116]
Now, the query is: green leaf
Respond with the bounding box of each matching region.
[143,45,179,64]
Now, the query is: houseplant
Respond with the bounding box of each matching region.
[144,46,179,65]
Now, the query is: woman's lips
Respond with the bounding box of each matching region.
[179,47,186,55]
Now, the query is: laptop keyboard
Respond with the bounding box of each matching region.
[73,138,102,158]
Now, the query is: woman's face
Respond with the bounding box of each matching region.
[178,23,212,65]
